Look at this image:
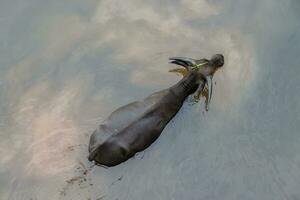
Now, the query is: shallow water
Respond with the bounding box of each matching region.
[1,0,300,199]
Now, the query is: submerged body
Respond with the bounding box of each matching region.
[88,54,224,167]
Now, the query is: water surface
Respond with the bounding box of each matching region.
[1,0,300,199]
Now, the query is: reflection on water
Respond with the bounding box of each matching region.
[0,0,300,199]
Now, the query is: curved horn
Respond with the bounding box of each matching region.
[169,57,197,65]
[169,57,197,70]
[169,60,189,68]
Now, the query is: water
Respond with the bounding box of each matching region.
[1,0,300,199]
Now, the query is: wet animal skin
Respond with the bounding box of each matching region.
[88,54,224,167]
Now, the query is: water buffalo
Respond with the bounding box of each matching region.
[88,54,224,167]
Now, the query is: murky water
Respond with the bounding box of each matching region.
[1,0,300,199]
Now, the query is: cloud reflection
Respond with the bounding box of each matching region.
[3,0,296,199]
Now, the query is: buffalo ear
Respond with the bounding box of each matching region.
[204,75,213,111]
[168,68,188,76]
